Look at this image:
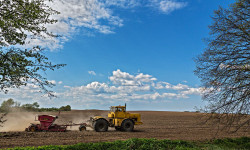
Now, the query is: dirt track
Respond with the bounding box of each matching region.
[0,110,249,148]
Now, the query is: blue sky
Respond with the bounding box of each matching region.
[0,0,235,111]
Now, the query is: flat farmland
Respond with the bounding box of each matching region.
[0,110,249,148]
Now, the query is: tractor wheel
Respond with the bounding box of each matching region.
[93,119,108,132]
[79,125,86,131]
[29,125,37,132]
[121,119,134,132]
[115,126,121,131]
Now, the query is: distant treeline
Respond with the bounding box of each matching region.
[0,99,71,113]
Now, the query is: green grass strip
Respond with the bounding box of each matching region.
[5,137,250,150]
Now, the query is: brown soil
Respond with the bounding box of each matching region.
[0,110,249,148]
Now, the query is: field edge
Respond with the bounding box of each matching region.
[3,137,250,150]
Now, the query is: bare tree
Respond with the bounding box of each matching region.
[194,0,249,132]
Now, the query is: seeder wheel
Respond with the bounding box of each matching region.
[79,125,86,131]
[28,125,37,132]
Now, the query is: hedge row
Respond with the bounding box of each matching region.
[6,137,250,150]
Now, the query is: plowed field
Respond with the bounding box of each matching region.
[0,110,249,148]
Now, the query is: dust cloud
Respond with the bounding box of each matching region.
[0,110,105,132]
[0,112,38,132]
[55,111,101,131]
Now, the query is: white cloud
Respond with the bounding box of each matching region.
[172,83,189,90]
[154,82,189,90]
[149,0,188,14]
[154,82,171,89]
[109,69,157,86]
[104,0,140,8]
[88,71,97,76]
[0,69,201,107]
[22,0,188,50]
[180,87,203,95]
[49,80,57,85]
[0,83,48,103]
[25,0,125,50]
[56,69,202,103]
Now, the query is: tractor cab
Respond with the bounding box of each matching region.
[110,105,126,112]
[108,105,127,118]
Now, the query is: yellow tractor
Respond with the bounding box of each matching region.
[89,104,142,132]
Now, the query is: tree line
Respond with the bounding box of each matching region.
[0,98,71,113]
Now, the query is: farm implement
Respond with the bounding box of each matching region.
[26,104,143,132]
[25,115,88,132]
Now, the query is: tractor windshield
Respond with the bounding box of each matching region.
[116,108,123,112]
[110,107,125,112]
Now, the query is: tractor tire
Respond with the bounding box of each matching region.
[79,125,86,131]
[121,119,134,132]
[93,119,108,132]
[115,126,122,131]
